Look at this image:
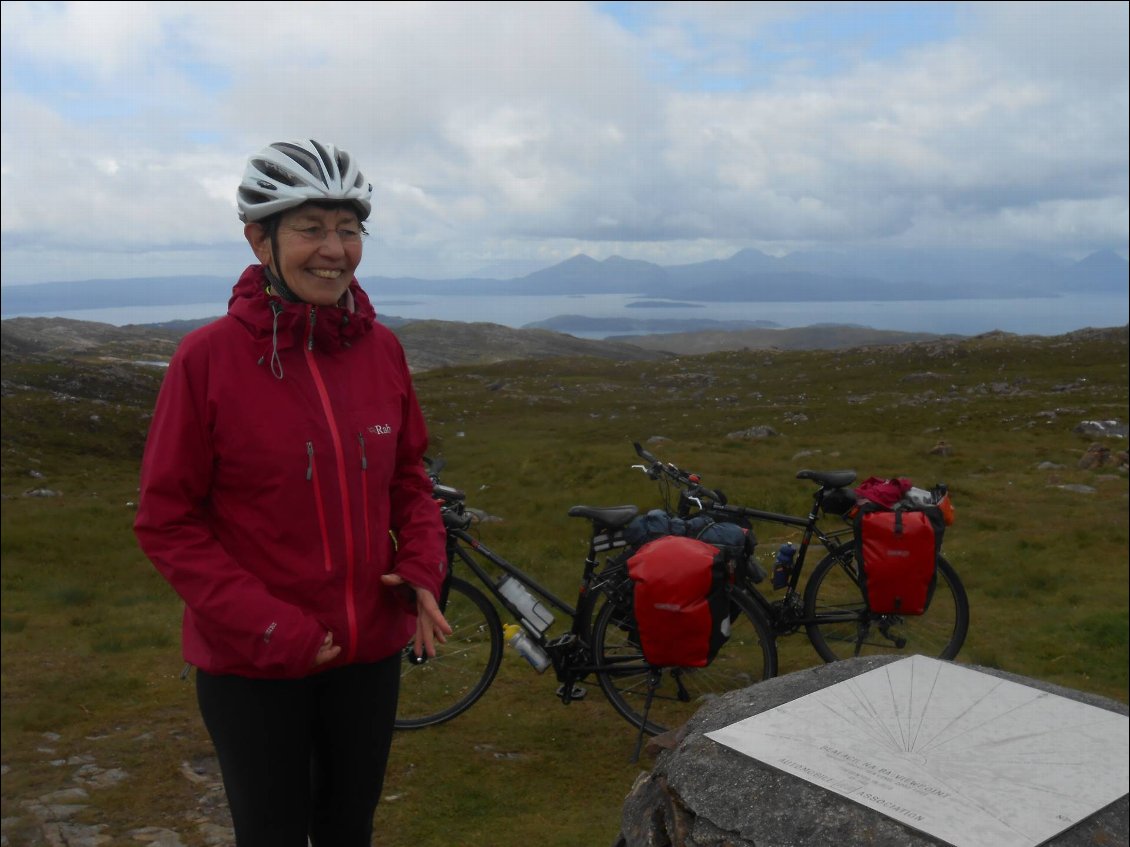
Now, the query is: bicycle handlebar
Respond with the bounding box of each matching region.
[632,441,726,505]
[423,456,472,533]
[631,440,857,517]
[432,483,466,503]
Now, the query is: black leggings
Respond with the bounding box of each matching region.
[196,654,400,847]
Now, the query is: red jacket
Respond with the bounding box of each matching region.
[134,265,446,678]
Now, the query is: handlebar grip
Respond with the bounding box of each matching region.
[432,483,465,502]
[633,441,658,464]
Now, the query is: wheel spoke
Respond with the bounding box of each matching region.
[593,591,777,735]
[395,577,503,729]
[804,551,969,662]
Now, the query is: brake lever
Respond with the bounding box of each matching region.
[686,482,723,507]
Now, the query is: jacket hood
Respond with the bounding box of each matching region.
[227,264,377,368]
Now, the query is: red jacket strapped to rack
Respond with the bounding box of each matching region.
[134,265,446,679]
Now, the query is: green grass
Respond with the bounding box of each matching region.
[2,329,1127,846]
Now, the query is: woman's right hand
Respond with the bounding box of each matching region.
[312,631,341,667]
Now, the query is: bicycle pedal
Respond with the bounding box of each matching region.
[556,684,587,701]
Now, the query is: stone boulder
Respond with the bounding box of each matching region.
[618,657,1128,847]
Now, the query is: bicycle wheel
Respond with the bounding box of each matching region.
[804,550,969,662]
[592,588,778,736]
[395,576,503,729]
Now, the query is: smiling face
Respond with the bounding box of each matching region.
[244,203,364,307]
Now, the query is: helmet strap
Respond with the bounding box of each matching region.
[264,233,302,303]
[264,265,301,303]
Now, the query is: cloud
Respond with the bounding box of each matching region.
[1,0,1126,284]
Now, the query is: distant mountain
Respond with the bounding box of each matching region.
[518,254,670,294]
[2,247,1125,315]
[511,246,1126,300]
[1068,249,1130,292]
[466,258,551,279]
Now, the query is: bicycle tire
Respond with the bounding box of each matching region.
[803,549,969,662]
[395,576,503,730]
[592,588,778,736]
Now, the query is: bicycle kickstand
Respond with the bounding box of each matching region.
[631,668,662,763]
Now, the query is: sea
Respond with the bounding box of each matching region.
[4,291,1127,339]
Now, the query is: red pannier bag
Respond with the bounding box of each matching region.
[627,535,730,667]
[854,506,942,615]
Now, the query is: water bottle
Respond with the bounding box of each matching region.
[497,575,554,633]
[504,623,551,673]
[772,542,797,590]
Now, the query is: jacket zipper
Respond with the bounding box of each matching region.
[306,442,333,573]
[358,433,372,563]
[303,306,360,662]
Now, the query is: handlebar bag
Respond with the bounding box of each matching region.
[853,504,943,615]
[623,509,685,547]
[627,535,731,667]
[686,515,765,584]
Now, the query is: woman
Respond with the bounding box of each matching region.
[134,139,451,846]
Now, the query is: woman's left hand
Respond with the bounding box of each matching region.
[380,573,453,657]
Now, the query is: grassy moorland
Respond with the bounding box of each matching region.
[1,324,1127,847]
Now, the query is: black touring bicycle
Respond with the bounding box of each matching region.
[396,445,968,738]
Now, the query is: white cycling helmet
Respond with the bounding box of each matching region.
[237,139,373,223]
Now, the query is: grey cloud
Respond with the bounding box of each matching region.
[0,1,1126,284]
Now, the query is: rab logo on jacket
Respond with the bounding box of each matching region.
[368,424,392,436]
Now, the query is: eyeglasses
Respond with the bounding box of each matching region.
[284,224,367,244]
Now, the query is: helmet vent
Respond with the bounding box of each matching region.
[252,158,300,187]
[238,187,274,206]
[309,140,337,184]
[272,142,325,182]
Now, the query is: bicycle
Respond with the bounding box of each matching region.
[394,458,778,741]
[629,441,970,673]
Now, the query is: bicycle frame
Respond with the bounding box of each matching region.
[437,499,648,695]
[689,496,860,631]
[400,456,785,737]
[446,528,579,621]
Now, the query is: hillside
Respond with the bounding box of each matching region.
[1,317,1127,847]
[0,317,185,359]
[0,315,978,371]
[606,323,959,353]
[0,315,665,370]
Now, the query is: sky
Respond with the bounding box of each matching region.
[1,1,1127,286]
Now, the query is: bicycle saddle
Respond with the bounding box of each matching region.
[566,505,640,528]
[795,469,857,488]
